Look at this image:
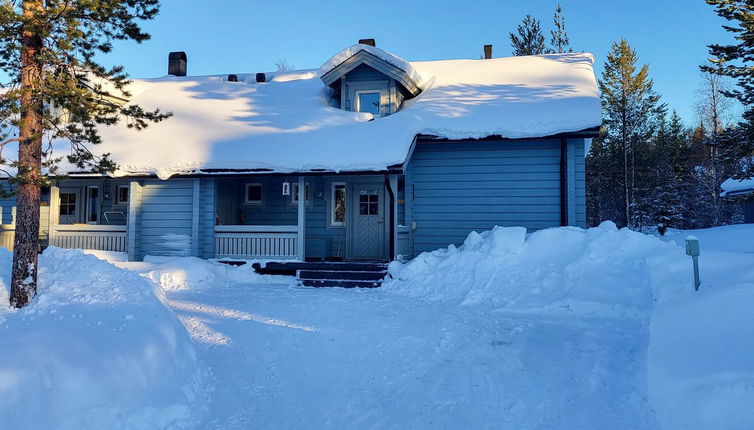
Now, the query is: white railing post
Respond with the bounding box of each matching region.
[48,185,59,246]
[297,175,305,261]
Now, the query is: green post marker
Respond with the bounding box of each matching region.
[685,236,701,291]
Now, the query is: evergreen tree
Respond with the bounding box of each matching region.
[702,0,754,181]
[509,15,547,56]
[0,0,170,308]
[587,39,665,228]
[549,4,573,54]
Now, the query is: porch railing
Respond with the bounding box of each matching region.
[50,224,128,252]
[0,224,14,251]
[214,225,298,259]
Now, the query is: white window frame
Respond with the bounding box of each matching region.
[330,182,346,227]
[115,184,129,205]
[244,183,264,205]
[291,182,311,205]
[85,185,100,225]
[354,90,383,117]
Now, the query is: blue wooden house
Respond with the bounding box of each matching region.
[0,40,602,270]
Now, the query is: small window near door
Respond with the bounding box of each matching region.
[59,192,76,216]
[244,183,263,205]
[292,183,311,204]
[354,91,381,116]
[115,184,129,205]
[331,183,346,226]
[86,186,99,224]
[359,191,379,215]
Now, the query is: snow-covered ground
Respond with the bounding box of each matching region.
[0,223,752,429]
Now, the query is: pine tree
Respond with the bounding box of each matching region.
[702,0,754,181]
[549,4,573,54]
[509,15,547,56]
[0,0,170,308]
[587,39,665,228]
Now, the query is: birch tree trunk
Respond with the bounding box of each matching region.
[10,0,44,308]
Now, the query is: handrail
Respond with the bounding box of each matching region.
[214,225,298,233]
[55,224,127,232]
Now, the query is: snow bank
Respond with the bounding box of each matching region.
[0,247,205,429]
[143,256,273,291]
[661,224,754,254]
[385,222,690,313]
[649,284,754,430]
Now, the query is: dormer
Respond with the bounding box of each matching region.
[319,40,424,117]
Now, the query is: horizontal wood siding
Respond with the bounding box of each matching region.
[138,179,194,258]
[407,139,563,254]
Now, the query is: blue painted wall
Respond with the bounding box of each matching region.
[405,138,586,255]
[136,179,195,258]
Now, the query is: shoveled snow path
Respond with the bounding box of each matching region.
[165,282,657,429]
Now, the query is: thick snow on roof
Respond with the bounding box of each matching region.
[26,51,601,179]
[721,177,754,197]
[318,44,430,90]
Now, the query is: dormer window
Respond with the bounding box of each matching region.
[319,44,424,118]
[355,90,381,116]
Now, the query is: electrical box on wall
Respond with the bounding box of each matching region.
[282,182,291,196]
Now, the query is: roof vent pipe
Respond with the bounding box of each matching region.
[483,44,492,59]
[358,38,376,47]
[168,51,187,77]
[255,73,266,83]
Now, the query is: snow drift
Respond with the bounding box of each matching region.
[142,255,277,291]
[385,222,691,314]
[0,247,205,429]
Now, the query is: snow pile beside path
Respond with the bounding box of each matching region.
[661,224,754,254]
[143,256,271,291]
[0,247,205,429]
[649,283,754,430]
[385,222,690,313]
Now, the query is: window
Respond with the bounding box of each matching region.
[85,186,99,224]
[59,192,77,216]
[244,183,263,205]
[359,191,379,215]
[291,183,311,204]
[115,185,129,205]
[354,91,381,116]
[331,183,346,226]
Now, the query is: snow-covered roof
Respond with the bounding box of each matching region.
[8,48,603,179]
[721,177,754,197]
[318,44,428,95]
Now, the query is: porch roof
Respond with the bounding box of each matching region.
[7,48,602,180]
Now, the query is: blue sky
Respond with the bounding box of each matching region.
[104,0,732,125]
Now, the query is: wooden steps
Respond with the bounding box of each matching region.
[251,261,389,288]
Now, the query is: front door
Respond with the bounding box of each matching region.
[350,184,385,260]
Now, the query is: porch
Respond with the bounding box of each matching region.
[47,180,130,252]
[213,174,403,261]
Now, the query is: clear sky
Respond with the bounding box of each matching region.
[101,0,733,125]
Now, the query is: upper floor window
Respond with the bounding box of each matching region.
[355,90,381,116]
